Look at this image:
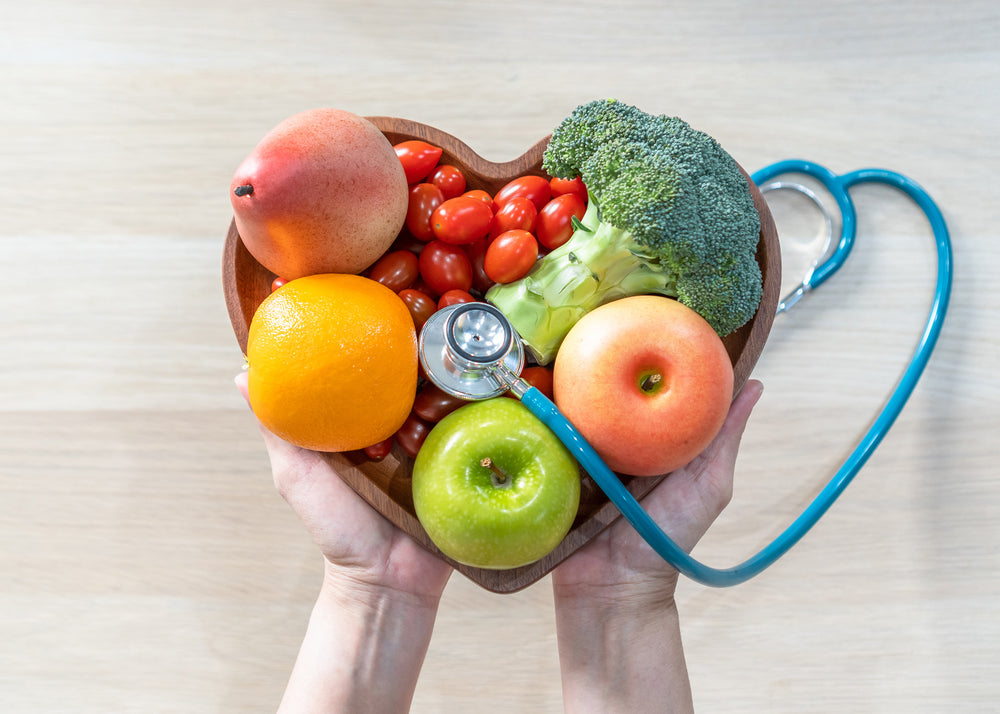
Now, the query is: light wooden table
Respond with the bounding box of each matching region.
[2,2,997,711]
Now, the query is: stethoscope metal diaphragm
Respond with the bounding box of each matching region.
[417,302,525,401]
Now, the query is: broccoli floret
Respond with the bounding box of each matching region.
[486,99,762,364]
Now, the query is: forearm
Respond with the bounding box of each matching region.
[554,591,693,714]
[278,571,440,713]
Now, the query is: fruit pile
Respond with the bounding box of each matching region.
[233,106,740,570]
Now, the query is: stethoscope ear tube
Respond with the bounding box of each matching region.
[756,180,834,314]
[520,161,953,587]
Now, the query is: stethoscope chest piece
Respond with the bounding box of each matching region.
[418,302,525,400]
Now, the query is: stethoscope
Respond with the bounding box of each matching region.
[418,160,953,587]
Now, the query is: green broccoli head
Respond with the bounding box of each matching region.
[544,98,761,284]
[488,99,763,363]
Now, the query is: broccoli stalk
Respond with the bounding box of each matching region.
[487,195,680,362]
[486,99,763,365]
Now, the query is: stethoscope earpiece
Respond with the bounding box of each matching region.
[758,179,835,314]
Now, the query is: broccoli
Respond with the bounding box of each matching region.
[485,99,763,365]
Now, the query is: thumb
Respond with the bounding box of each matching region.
[715,379,764,462]
[234,370,305,461]
[692,378,763,486]
[234,369,250,402]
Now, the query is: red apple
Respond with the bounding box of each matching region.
[552,295,733,477]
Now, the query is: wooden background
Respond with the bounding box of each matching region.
[2,1,997,711]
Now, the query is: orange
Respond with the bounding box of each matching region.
[246,273,418,452]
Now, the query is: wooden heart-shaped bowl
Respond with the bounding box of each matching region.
[223,116,781,593]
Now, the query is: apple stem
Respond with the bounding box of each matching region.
[480,457,510,488]
[641,373,662,391]
[233,184,254,197]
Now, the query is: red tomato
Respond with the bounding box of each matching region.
[461,189,494,208]
[490,196,537,239]
[549,176,588,203]
[364,437,394,461]
[394,140,443,184]
[395,413,432,458]
[368,250,419,292]
[413,383,467,422]
[419,240,474,294]
[464,237,495,294]
[484,229,538,284]
[398,288,437,331]
[406,183,445,242]
[427,164,467,200]
[410,276,439,299]
[437,289,477,309]
[536,193,587,250]
[390,231,426,256]
[270,277,288,292]
[519,366,554,400]
[431,196,493,245]
[494,175,551,211]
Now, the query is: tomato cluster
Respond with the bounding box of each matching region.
[395,140,588,290]
[270,139,584,462]
[385,141,589,459]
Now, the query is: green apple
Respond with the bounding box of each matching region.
[412,397,581,570]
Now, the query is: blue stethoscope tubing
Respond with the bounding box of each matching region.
[517,160,953,587]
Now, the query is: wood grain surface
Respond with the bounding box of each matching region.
[2,1,998,711]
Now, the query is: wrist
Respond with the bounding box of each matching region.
[553,584,692,713]
[553,572,678,615]
[553,581,681,652]
[277,565,441,713]
[321,558,446,615]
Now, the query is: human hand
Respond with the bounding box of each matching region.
[550,380,763,713]
[236,371,452,605]
[552,378,763,604]
[236,371,451,712]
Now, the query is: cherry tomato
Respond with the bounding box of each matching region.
[549,175,588,203]
[395,413,432,458]
[270,277,288,292]
[398,288,437,331]
[394,140,443,184]
[405,183,445,241]
[490,196,537,239]
[431,196,493,245]
[484,229,538,284]
[364,437,394,461]
[519,366,554,400]
[464,237,495,294]
[427,164,467,200]
[536,193,588,250]
[410,276,439,299]
[493,175,551,211]
[368,250,419,293]
[461,189,494,208]
[437,289,476,309]
[390,231,427,256]
[419,240,474,294]
[413,383,467,422]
